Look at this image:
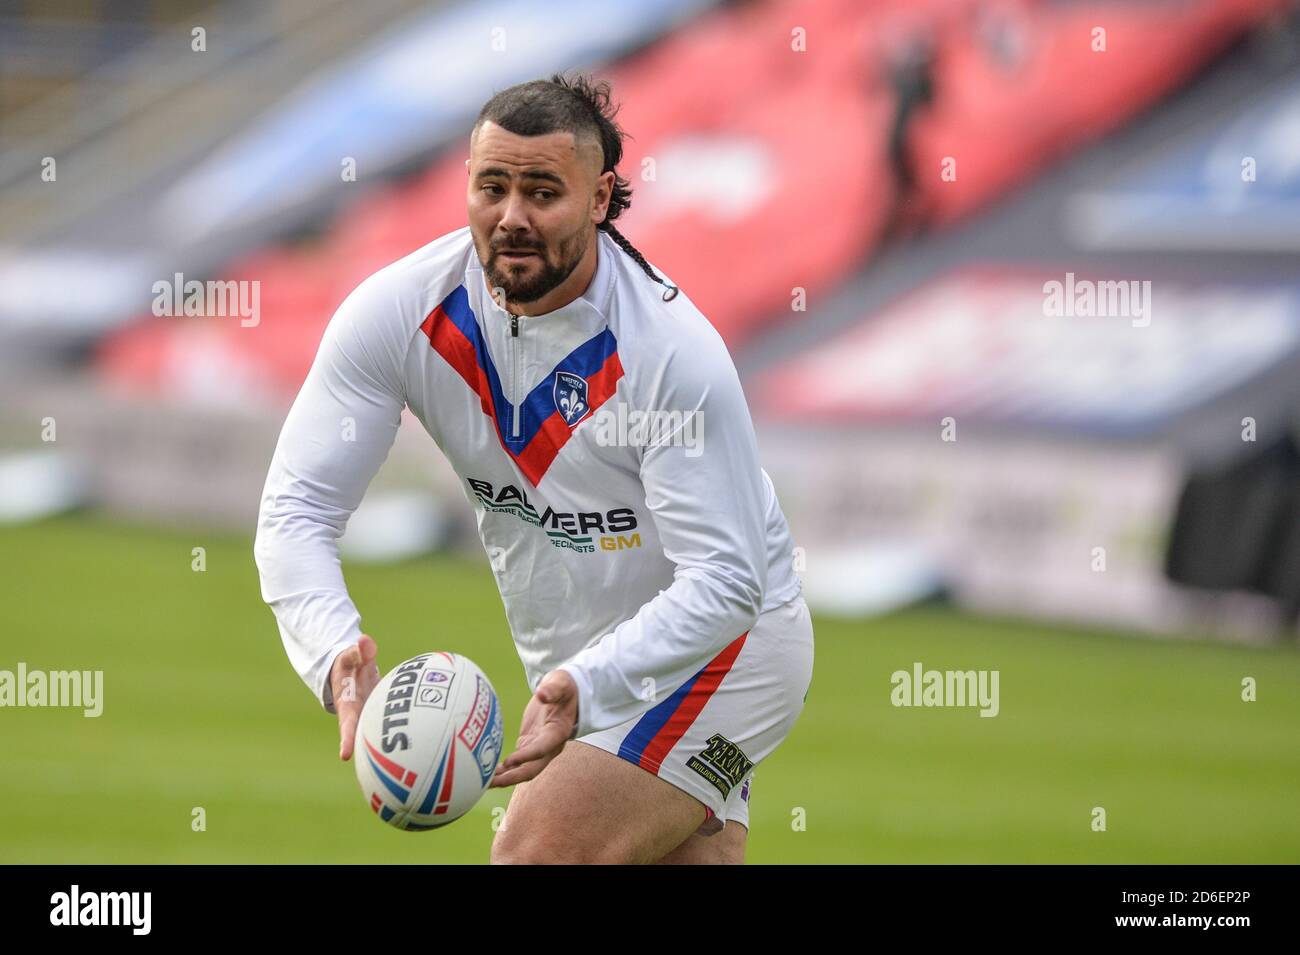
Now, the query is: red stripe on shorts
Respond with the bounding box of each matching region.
[639,631,748,772]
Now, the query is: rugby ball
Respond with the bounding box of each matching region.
[355,651,504,830]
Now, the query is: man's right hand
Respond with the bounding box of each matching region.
[330,634,380,761]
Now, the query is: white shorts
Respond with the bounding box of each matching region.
[573,593,814,836]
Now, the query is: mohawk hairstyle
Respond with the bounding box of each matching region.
[473,72,678,301]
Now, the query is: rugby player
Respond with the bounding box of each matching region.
[254,73,814,864]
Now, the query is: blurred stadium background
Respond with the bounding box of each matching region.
[1,0,1298,863]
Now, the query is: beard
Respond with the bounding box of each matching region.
[483,226,588,304]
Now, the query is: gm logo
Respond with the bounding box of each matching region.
[599,534,642,552]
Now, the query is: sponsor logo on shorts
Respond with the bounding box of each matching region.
[686,732,754,799]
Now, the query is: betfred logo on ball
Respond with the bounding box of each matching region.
[355,652,503,830]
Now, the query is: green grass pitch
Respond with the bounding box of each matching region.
[1,514,1296,863]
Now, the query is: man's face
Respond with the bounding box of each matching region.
[466,121,611,305]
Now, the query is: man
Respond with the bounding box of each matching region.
[254,73,814,864]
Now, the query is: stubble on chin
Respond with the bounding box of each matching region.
[488,256,546,303]
[488,228,587,305]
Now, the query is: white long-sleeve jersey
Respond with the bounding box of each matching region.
[254,226,801,738]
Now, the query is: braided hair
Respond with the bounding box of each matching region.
[473,72,679,302]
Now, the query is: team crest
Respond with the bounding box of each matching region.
[553,372,590,426]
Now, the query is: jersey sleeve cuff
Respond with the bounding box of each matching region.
[317,640,359,715]
[556,664,594,739]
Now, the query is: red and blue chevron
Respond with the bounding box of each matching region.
[420,284,624,486]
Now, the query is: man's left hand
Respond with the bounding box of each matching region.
[490,669,579,788]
